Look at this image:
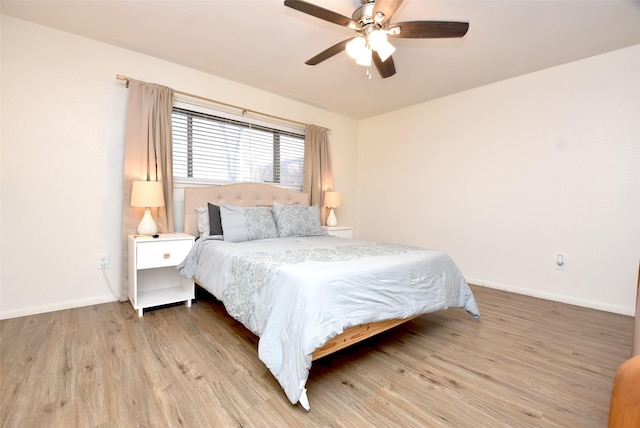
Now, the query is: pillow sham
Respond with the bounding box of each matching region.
[196,206,210,239]
[272,202,327,238]
[220,204,279,243]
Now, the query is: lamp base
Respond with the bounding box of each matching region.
[326,208,338,227]
[137,207,158,235]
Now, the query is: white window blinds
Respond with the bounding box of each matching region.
[172,105,305,189]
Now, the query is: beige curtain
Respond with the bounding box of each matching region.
[120,80,174,301]
[303,125,333,225]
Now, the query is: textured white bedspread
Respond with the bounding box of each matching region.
[178,236,479,407]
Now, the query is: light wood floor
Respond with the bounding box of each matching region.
[1,285,633,427]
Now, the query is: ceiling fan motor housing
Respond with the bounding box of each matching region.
[352,2,376,28]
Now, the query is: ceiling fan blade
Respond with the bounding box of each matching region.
[372,0,404,25]
[284,0,358,28]
[389,21,469,38]
[305,38,353,66]
[372,51,396,79]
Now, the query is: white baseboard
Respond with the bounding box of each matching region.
[467,277,635,316]
[0,295,120,320]
[2,280,633,319]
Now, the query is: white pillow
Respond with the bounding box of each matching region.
[272,202,327,238]
[196,206,209,239]
[220,204,279,243]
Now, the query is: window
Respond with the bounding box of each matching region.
[172,103,305,189]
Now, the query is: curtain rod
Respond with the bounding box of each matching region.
[116,74,329,131]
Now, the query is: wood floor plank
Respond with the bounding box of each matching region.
[1,285,633,427]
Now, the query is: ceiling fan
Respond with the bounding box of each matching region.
[284,0,469,79]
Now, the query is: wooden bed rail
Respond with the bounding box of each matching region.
[312,316,419,360]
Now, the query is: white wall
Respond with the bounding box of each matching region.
[358,45,640,315]
[0,16,359,319]
[2,15,637,319]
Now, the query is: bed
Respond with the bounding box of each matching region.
[178,183,479,410]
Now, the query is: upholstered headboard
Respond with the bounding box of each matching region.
[183,183,310,237]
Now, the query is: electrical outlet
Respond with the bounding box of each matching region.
[97,254,109,270]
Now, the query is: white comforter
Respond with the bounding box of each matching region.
[178,235,479,408]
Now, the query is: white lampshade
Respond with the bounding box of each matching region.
[131,181,165,208]
[131,181,165,235]
[324,191,341,208]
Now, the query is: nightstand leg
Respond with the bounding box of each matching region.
[138,308,143,317]
[186,299,192,308]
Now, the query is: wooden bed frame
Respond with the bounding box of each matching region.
[182,183,415,361]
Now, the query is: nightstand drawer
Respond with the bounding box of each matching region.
[136,240,192,269]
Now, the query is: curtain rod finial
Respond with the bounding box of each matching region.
[116,74,130,88]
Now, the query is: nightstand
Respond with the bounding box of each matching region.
[323,226,353,239]
[128,233,195,317]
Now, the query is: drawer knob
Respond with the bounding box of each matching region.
[163,253,170,259]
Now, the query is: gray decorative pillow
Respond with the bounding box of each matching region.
[272,202,327,238]
[195,206,224,240]
[207,203,223,236]
[220,204,279,242]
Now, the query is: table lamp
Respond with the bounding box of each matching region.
[131,180,165,235]
[324,191,341,227]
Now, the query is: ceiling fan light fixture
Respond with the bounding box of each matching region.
[367,29,387,51]
[376,40,396,62]
[355,48,372,66]
[346,37,367,59]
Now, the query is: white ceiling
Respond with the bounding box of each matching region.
[2,0,640,119]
